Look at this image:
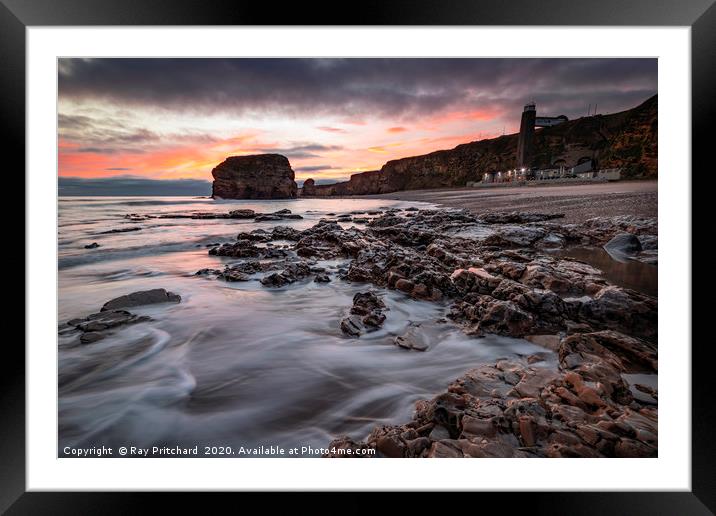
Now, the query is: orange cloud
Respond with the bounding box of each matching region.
[367,141,405,154]
[387,127,407,133]
[416,106,505,132]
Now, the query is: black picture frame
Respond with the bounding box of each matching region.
[4,0,712,512]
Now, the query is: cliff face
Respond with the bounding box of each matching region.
[300,95,657,196]
[594,96,657,178]
[378,136,518,193]
[530,95,657,179]
[212,154,297,199]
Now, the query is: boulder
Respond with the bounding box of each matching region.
[211,154,297,199]
[604,233,643,261]
[100,288,181,311]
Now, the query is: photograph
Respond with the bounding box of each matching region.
[56,57,659,459]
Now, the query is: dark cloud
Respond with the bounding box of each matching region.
[59,113,160,154]
[294,165,336,172]
[258,144,343,160]
[76,147,146,154]
[59,111,219,154]
[59,176,211,196]
[105,167,133,171]
[58,58,657,121]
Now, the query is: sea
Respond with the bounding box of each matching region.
[57,196,555,457]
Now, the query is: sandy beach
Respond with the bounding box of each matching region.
[363,180,658,223]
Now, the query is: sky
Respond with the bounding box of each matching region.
[58,58,657,191]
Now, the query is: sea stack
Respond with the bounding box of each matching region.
[211,154,298,199]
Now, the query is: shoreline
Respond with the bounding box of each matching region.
[305,180,657,224]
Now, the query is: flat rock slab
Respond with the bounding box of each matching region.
[100,288,181,311]
[65,309,151,344]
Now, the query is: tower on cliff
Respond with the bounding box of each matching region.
[516,102,536,168]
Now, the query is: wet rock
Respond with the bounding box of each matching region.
[263,209,303,220]
[536,233,566,249]
[271,225,302,241]
[80,331,105,344]
[559,331,657,376]
[395,278,414,293]
[209,241,263,258]
[236,231,271,242]
[100,226,142,234]
[604,233,643,261]
[199,261,266,282]
[254,214,282,222]
[525,334,561,351]
[638,234,658,251]
[351,291,385,315]
[100,288,181,311]
[260,261,312,287]
[314,274,331,283]
[84,242,100,249]
[228,209,256,219]
[464,297,536,337]
[195,268,221,276]
[394,323,430,351]
[477,212,565,224]
[339,316,363,337]
[340,291,387,336]
[482,226,547,248]
[67,309,151,344]
[261,272,291,287]
[450,267,501,295]
[520,264,575,294]
[220,270,251,281]
[578,286,657,342]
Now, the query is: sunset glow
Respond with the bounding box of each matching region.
[58,58,657,189]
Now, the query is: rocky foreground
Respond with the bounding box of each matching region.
[67,205,658,458]
[195,206,658,458]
